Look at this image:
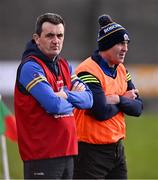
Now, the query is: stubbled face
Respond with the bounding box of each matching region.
[33,22,64,59]
[103,41,128,67]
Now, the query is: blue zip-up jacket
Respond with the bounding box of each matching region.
[17,40,93,114]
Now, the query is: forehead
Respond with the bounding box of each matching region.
[41,22,64,34]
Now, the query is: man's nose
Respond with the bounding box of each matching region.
[52,36,59,43]
[123,43,128,51]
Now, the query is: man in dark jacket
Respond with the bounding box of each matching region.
[74,14,143,179]
[14,13,93,179]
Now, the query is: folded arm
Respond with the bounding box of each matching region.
[77,72,120,121]
[19,61,74,115]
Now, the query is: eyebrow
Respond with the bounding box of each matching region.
[46,32,63,37]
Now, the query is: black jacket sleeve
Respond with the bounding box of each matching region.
[119,96,143,116]
[118,70,143,116]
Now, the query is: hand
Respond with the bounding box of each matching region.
[106,94,120,104]
[55,88,68,99]
[71,81,86,92]
[123,89,139,99]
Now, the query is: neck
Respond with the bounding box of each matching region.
[52,55,58,62]
[98,51,115,68]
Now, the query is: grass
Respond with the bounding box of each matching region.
[0,138,23,179]
[0,112,158,179]
[0,139,23,179]
[125,112,158,179]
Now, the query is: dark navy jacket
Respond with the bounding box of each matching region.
[77,50,143,120]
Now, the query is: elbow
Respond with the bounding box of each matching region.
[79,101,93,109]
[120,99,143,117]
[135,100,143,116]
[133,106,143,117]
[86,92,94,109]
[124,106,143,117]
[85,97,93,109]
[133,102,144,117]
[79,94,93,109]
[87,91,94,108]
[46,97,67,114]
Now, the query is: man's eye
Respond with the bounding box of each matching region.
[47,34,53,38]
[57,34,63,38]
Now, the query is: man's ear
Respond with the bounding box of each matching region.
[33,33,40,45]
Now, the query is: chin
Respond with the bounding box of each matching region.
[119,58,125,63]
[50,52,59,57]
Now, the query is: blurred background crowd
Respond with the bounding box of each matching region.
[0,0,158,179]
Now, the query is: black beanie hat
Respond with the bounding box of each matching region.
[97,14,130,51]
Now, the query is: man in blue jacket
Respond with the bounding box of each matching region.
[14,13,93,179]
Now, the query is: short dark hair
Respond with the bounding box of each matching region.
[35,13,65,35]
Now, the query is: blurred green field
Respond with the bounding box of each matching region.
[125,112,158,179]
[0,112,158,179]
